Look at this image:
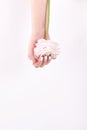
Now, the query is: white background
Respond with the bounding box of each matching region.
[0,0,87,130]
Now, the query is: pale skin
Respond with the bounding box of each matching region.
[28,0,51,68]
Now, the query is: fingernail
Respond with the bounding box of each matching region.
[40,57,43,61]
[49,56,52,60]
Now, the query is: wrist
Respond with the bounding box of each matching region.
[31,28,46,39]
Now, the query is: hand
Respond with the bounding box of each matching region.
[28,32,52,68]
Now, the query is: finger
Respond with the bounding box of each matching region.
[44,55,51,65]
[43,56,48,66]
[40,55,48,67]
[31,55,37,64]
[33,56,43,68]
[46,56,52,65]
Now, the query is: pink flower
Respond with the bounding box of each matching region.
[34,39,59,59]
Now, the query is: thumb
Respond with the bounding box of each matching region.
[28,51,36,64]
[28,44,36,63]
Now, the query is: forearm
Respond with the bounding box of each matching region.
[29,0,47,34]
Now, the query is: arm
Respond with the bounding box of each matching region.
[28,0,51,68]
[29,0,47,36]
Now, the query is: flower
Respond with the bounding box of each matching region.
[34,39,59,59]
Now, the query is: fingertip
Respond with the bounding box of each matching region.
[28,54,36,64]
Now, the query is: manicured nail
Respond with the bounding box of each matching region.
[40,56,43,61]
